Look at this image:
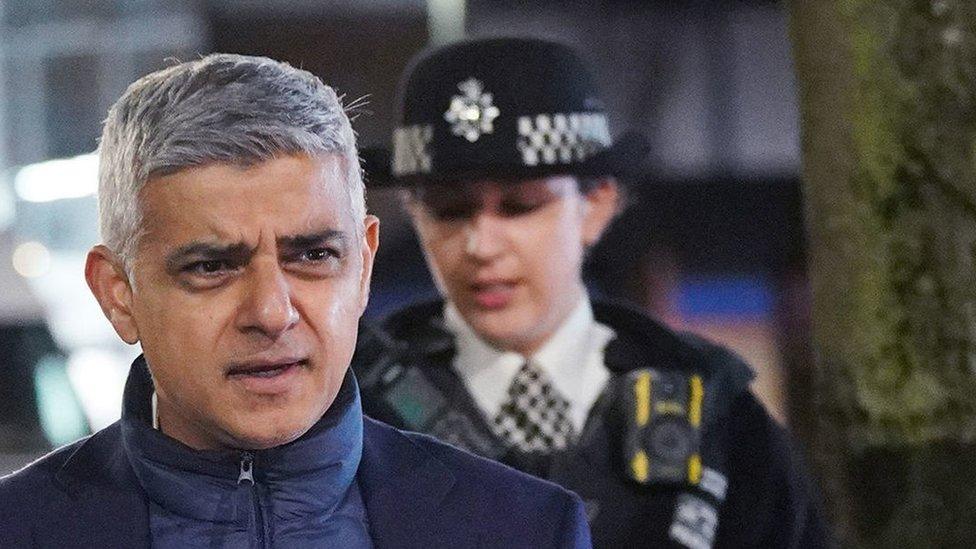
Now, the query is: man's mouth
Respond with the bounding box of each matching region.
[226,359,308,379]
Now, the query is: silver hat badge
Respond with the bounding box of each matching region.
[444,78,501,143]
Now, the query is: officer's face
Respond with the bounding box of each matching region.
[86,154,378,450]
[409,176,618,355]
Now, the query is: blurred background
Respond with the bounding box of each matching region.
[0,0,809,476]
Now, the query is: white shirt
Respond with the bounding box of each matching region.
[443,296,615,432]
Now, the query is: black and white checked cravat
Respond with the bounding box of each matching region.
[491,360,576,453]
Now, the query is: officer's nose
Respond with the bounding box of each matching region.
[464,213,506,261]
[236,258,299,338]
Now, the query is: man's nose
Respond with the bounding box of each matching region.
[236,259,299,338]
[464,213,506,260]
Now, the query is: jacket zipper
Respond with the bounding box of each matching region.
[238,451,268,549]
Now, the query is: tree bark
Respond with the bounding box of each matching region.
[789,0,976,546]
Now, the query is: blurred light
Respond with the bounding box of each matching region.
[66,348,128,430]
[12,241,51,278]
[14,153,98,203]
[427,0,465,46]
[34,355,90,447]
[678,275,772,318]
[0,175,14,231]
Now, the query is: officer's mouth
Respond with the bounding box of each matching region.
[469,279,518,309]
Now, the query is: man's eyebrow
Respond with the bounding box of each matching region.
[164,242,252,273]
[277,229,348,251]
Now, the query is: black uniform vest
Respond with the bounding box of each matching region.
[354,300,757,548]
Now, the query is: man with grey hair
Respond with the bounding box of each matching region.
[0,53,590,548]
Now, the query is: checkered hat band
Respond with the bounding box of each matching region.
[392,124,434,177]
[517,112,611,167]
[390,112,612,177]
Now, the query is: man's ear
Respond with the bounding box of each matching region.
[85,245,140,344]
[581,177,621,247]
[358,215,381,311]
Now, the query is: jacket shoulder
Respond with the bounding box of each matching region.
[0,422,133,515]
[717,392,831,547]
[353,300,449,373]
[414,427,575,498]
[381,299,454,356]
[594,300,754,383]
[0,436,88,503]
[0,436,90,545]
[414,429,592,546]
[361,417,590,546]
[353,301,454,399]
[367,416,576,503]
[382,299,445,337]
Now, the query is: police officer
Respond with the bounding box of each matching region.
[355,37,829,548]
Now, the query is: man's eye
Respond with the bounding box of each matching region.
[302,248,339,262]
[184,260,230,275]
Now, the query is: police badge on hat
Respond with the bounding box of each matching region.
[377,37,649,187]
[444,78,500,143]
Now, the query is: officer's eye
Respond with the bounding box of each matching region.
[499,199,545,217]
[428,203,478,221]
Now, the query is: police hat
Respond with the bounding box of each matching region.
[367,37,648,187]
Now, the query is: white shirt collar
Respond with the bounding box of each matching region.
[444,296,614,431]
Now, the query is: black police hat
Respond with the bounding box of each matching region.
[366,37,648,187]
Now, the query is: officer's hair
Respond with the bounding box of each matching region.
[97,53,365,274]
[403,176,622,203]
[576,177,602,194]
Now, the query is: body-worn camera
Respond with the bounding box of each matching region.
[621,368,704,486]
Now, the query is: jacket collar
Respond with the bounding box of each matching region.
[119,355,363,523]
[48,361,460,548]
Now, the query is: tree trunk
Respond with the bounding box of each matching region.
[789,0,976,546]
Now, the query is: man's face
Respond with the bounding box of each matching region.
[409,176,616,355]
[98,154,377,450]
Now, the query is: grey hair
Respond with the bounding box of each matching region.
[97,53,365,272]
